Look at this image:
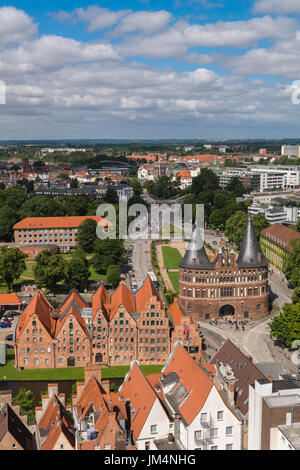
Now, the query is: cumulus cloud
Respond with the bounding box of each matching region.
[117,15,296,59]
[253,0,300,14]
[0,6,37,46]
[112,10,173,35]
[0,36,120,71]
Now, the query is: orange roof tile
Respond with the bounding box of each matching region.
[169,299,184,325]
[0,293,21,305]
[16,290,55,339]
[135,275,162,312]
[38,394,75,450]
[162,343,213,426]
[111,281,135,314]
[119,362,158,439]
[13,216,109,230]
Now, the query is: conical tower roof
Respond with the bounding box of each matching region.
[237,214,267,268]
[179,226,214,270]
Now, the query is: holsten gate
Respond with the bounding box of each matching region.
[178,215,270,320]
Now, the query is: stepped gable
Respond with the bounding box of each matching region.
[55,289,89,336]
[16,290,55,339]
[110,281,135,313]
[135,275,162,312]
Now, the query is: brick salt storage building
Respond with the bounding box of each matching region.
[178,215,269,320]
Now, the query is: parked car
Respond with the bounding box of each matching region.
[5,334,13,341]
[0,323,11,328]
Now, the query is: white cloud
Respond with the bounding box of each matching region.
[0,6,37,46]
[0,36,120,71]
[113,10,173,35]
[118,16,296,59]
[253,0,300,14]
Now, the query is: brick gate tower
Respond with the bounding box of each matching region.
[178,215,269,320]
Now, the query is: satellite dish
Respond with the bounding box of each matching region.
[291,340,300,366]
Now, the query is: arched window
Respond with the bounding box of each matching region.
[202,289,207,298]
[256,304,261,312]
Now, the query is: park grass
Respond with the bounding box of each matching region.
[162,246,182,270]
[0,361,163,381]
[168,271,179,293]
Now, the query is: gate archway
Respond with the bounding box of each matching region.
[219,305,235,318]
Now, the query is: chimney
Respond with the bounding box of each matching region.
[48,384,59,398]
[75,382,85,399]
[228,383,236,408]
[174,414,181,441]
[101,379,110,394]
[84,364,102,384]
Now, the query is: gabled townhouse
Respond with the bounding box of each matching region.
[15,289,92,369]
[0,390,37,450]
[91,277,171,367]
[210,338,268,448]
[159,343,243,450]
[35,384,75,450]
[72,365,134,450]
[118,362,170,450]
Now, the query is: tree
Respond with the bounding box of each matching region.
[77,218,98,253]
[209,209,226,229]
[292,287,300,304]
[190,169,219,196]
[225,211,248,245]
[70,178,79,189]
[66,251,90,291]
[34,250,68,292]
[0,247,26,291]
[283,239,300,287]
[296,218,300,233]
[105,187,119,204]
[225,212,270,246]
[92,239,126,274]
[270,303,300,347]
[0,205,20,241]
[15,388,35,423]
[106,265,121,288]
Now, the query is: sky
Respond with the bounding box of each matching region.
[1,0,300,139]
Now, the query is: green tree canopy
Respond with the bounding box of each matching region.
[66,251,90,291]
[0,205,20,241]
[77,218,98,253]
[92,239,126,274]
[0,247,26,291]
[225,212,270,246]
[270,303,300,347]
[34,250,68,292]
[283,239,300,287]
[106,265,121,288]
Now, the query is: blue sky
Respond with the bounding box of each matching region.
[0,1,300,139]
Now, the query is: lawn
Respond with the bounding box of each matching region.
[0,361,163,381]
[162,246,182,270]
[168,271,179,293]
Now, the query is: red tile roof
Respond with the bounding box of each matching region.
[168,299,184,325]
[38,394,75,450]
[16,290,55,339]
[261,223,300,251]
[119,362,158,439]
[135,276,162,312]
[14,216,109,230]
[0,293,21,306]
[162,343,213,425]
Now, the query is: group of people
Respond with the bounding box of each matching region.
[210,318,249,331]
